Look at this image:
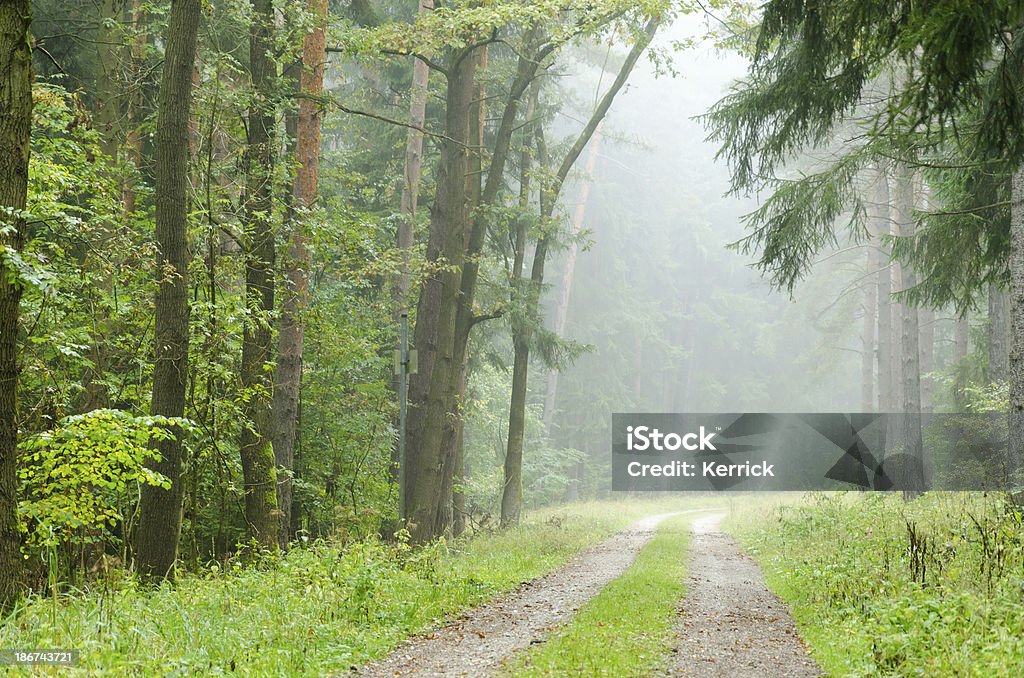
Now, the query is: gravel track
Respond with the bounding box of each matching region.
[354,510,707,677]
[665,512,822,677]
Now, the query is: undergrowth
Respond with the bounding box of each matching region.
[727,492,1024,676]
[0,497,704,676]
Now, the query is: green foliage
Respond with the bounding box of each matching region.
[18,409,185,549]
[0,500,679,675]
[729,493,1024,676]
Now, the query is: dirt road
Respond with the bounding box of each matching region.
[355,511,698,677]
[355,510,821,677]
[666,512,821,677]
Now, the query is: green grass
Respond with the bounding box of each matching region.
[0,497,714,676]
[725,492,1024,676]
[504,511,699,677]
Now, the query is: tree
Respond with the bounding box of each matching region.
[0,0,33,611]
[502,18,660,525]
[274,0,329,547]
[707,0,1024,488]
[134,0,202,583]
[239,0,280,547]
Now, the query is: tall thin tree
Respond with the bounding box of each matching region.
[0,0,33,610]
[135,0,202,582]
[274,0,329,547]
[240,0,280,547]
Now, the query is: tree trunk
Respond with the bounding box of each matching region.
[955,314,969,361]
[393,0,433,316]
[543,126,602,434]
[919,306,934,414]
[989,284,1009,382]
[1008,166,1024,487]
[135,0,202,583]
[273,0,327,549]
[0,0,32,612]
[123,0,147,214]
[389,0,432,507]
[862,221,878,412]
[404,48,475,542]
[894,163,924,495]
[873,168,894,413]
[239,0,280,548]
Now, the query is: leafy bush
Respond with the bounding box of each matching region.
[18,409,185,551]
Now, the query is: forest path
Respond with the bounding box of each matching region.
[664,512,821,677]
[354,510,710,677]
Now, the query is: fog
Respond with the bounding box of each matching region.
[533,16,868,466]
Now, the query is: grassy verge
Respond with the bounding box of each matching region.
[504,511,698,677]
[725,492,1024,676]
[0,497,714,676]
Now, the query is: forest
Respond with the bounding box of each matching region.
[0,0,1023,675]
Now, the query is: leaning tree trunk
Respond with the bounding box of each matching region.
[273,0,328,548]
[239,0,280,548]
[135,0,202,583]
[1008,166,1024,489]
[0,0,32,611]
[436,40,547,535]
[543,126,602,434]
[501,18,659,525]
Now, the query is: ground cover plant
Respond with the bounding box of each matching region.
[727,492,1024,676]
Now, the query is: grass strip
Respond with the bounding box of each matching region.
[505,512,696,677]
[0,498,707,676]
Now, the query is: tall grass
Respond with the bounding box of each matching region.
[0,497,711,675]
[727,492,1024,676]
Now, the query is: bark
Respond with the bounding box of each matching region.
[135,0,201,582]
[543,126,602,433]
[239,0,279,547]
[123,0,147,214]
[501,19,659,525]
[393,0,433,316]
[893,163,924,495]
[989,284,1009,382]
[405,30,578,540]
[273,0,328,549]
[0,0,32,612]
[390,0,432,501]
[95,0,121,160]
[82,0,124,412]
[873,168,894,413]
[452,46,488,537]
[499,84,538,524]
[1009,166,1024,486]
[919,306,934,414]
[862,222,878,413]
[404,49,476,542]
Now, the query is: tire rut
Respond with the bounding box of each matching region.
[665,513,821,677]
[354,510,709,677]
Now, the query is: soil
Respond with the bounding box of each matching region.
[664,512,822,677]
